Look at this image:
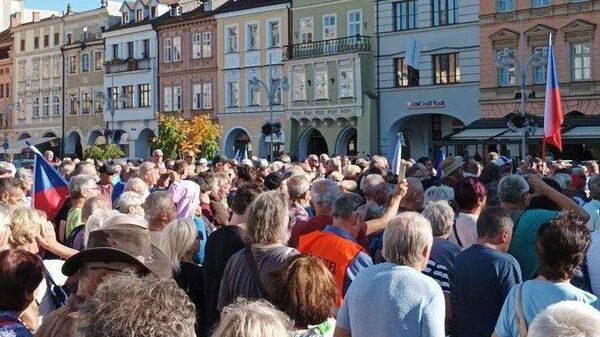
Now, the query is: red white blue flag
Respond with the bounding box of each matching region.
[29,143,69,221]
[543,33,564,152]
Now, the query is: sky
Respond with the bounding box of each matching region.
[25,0,98,12]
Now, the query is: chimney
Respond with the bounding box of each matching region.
[66,3,72,15]
[32,11,40,22]
[10,13,21,28]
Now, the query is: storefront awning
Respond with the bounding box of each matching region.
[447,128,507,140]
[6,137,57,154]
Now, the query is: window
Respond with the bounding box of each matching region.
[18,63,25,81]
[70,93,79,115]
[248,80,260,106]
[68,55,78,74]
[394,58,420,87]
[122,12,129,24]
[82,54,90,72]
[151,6,157,18]
[497,0,513,11]
[94,91,103,113]
[32,97,40,117]
[53,58,60,77]
[532,0,550,7]
[53,95,60,115]
[42,59,49,78]
[339,69,354,97]
[0,84,3,98]
[94,51,103,71]
[300,18,313,43]
[128,42,134,59]
[32,59,40,79]
[315,71,328,99]
[433,53,460,84]
[108,87,118,109]
[82,93,91,114]
[138,84,150,108]
[323,15,337,40]
[66,33,72,44]
[112,44,119,60]
[3,83,7,98]
[34,36,39,49]
[192,33,202,58]
[432,0,457,26]
[172,37,181,61]
[271,78,282,105]
[348,10,362,37]
[293,73,306,101]
[122,85,134,108]
[202,32,211,57]
[43,34,49,48]
[143,39,150,58]
[54,32,59,46]
[532,46,548,84]
[227,81,239,107]
[497,49,516,86]
[164,87,173,111]
[268,21,280,48]
[202,83,212,109]
[174,86,182,110]
[136,9,143,21]
[193,84,202,109]
[247,24,258,50]
[226,26,238,53]
[42,96,50,116]
[164,38,173,62]
[394,0,417,31]
[572,42,591,81]
[20,39,25,52]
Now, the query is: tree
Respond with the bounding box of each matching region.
[84,144,124,161]
[154,113,222,159]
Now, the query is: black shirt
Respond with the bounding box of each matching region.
[174,262,205,337]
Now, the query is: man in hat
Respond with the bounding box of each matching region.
[441,156,465,187]
[197,158,209,173]
[35,214,171,337]
[212,155,230,173]
[264,171,292,191]
[97,164,117,204]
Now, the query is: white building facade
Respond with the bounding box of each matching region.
[376,0,480,159]
[102,0,168,158]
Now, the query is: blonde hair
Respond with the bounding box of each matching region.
[212,299,293,337]
[246,191,290,245]
[124,178,148,196]
[9,208,47,247]
[160,218,197,273]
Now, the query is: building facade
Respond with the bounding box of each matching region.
[102,0,168,159]
[11,13,64,154]
[155,2,218,122]
[215,0,291,159]
[0,0,58,32]
[63,3,120,158]
[376,0,480,160]
[286,0,377,160]
[0,28,13,152]
[477,0,600,160]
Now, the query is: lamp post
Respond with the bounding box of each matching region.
[249,54,289,160]
[0,101,16,156]
[496,22,547,159]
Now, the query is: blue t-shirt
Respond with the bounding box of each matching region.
[508,209,558,280]
[423,237,461,293]
[111,181,125,205]
[337,263,445,337]
[494,279,599,337]
[0,311,32,337]
[192,216,208,264]
[452,244,522,337]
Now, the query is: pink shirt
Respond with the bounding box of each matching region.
[168,180,200,219]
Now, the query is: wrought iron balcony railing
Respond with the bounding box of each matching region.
[284,35,371,60]
[105,58,152,74]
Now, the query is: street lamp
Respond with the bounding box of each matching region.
[249,55,289,160]
[100,89,129,144]
[496,43,547,159]
[0,100,16,155]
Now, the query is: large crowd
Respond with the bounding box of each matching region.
[0,149,599,337]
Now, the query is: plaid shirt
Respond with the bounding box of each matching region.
[289,202,309,229]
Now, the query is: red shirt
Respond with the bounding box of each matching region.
[289,215,368,249]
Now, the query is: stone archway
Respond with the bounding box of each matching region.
[223,128,251,159]
[65,131,83,158]
[298,128,329,160]
[135,128,156,159]
[335,127,358,156]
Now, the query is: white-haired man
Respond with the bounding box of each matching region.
[334,212,445,337]
[528,301,600,337]
[144,191,177,246]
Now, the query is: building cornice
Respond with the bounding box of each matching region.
[480,1,600,26]
[215,3,289,19]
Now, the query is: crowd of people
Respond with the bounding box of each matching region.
[0,148,599,337]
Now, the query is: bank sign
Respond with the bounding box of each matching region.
[406,100,446,109]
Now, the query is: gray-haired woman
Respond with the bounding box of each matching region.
[217,191,299,311]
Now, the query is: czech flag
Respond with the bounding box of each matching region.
[29,144,69,221]
[434,148,445,178]
[543,33,564,152]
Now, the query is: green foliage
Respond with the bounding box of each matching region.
[84,144,125,161]
[153,115,184,159]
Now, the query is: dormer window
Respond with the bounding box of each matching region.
[136,9,143,21]
[122,12,129,24]
[150,6,157,18]
[204,1,212,11]
[169,5,182,17]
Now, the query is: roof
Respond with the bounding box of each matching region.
[13,14,62,29]
[104,16,155,32]
[0,29,12,45]
[152,5,215,28]
[214,0,290,15]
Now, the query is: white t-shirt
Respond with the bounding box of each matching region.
[587,231,600,296]
[37,259,67,324]
[448,213,478,249]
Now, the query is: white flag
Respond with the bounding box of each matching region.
[406,37,422,70]
[391,133,404,176]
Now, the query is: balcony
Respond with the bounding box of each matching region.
[105,58,151,74]
[284,35,371,60]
